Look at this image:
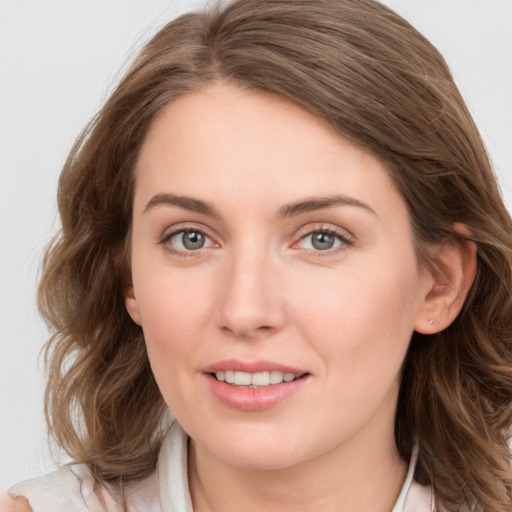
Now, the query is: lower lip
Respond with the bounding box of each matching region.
[205,374,309,411]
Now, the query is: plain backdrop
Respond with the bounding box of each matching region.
[1,0,511,489]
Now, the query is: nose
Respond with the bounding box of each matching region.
[215,246,286,339]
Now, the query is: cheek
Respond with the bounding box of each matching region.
[133,267,217,390]
[291,260,420,431]
[135,259,215,334]
[294,257,420,368]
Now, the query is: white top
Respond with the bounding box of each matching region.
[9,421,432,511]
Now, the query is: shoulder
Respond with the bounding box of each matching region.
[6,465,90,512]
[0,495,32,512]
[6,462,161,512]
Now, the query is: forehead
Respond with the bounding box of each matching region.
[134,82,403,221]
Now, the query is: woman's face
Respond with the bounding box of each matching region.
[126,82,432,471]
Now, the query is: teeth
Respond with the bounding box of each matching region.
[234,371,252,386]
[214,370,300,387]
[251,371,270,386]
[270,371,283,384]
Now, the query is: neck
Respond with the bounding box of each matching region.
[188,431,408,512]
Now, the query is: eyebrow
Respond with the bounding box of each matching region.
[276,195,377,218]
[143,193,219,218]
[143,192,377,218]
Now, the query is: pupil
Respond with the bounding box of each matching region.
[183,231,205,250]
[312,232,334,250]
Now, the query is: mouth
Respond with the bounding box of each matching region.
[212,370,308,388]
[204,362,310,411]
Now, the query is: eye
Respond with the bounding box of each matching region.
[296,228,351,252]
[164,229,215,252]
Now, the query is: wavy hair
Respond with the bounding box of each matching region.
[39,0,512,509]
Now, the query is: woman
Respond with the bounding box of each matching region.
[5,0,512,510]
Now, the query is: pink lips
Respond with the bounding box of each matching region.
[203,359,310,412]
[203,359,307,374]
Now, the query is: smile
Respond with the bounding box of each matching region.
[214,370,303,387]
[204,361,310,411]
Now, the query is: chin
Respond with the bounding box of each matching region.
[195,424,314,471]
[217,447,305,472]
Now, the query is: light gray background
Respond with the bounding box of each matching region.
[1,0,511,489]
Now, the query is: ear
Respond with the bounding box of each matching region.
[124,284,142,326]
[415,223,477,334]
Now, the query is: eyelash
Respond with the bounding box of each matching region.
[159,224,353,258]
[294,226,353,256]
[159,225,215,258]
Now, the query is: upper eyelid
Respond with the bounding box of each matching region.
[294,223,354,240]
[296,232,351,246]
[163,228,213,243]
[159,222,354,247]
[161,222,215,240]
[160,226,217,256]
[291,224,355,254]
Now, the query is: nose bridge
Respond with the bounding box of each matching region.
[216,239,284,338]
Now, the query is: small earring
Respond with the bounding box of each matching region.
[429,320,434,325]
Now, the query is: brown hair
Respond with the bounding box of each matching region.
[39,0,512,509]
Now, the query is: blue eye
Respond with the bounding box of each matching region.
[298,231,345,251]
[168,230,212,251]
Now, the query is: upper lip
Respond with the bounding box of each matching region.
[203,359,308,375]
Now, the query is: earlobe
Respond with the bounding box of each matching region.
[124,284,142,326]
[415,224,477,334]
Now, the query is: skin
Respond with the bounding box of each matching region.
[0,496,31,512]
[124,82,474,512]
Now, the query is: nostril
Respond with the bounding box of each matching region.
[220,323,275,339]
